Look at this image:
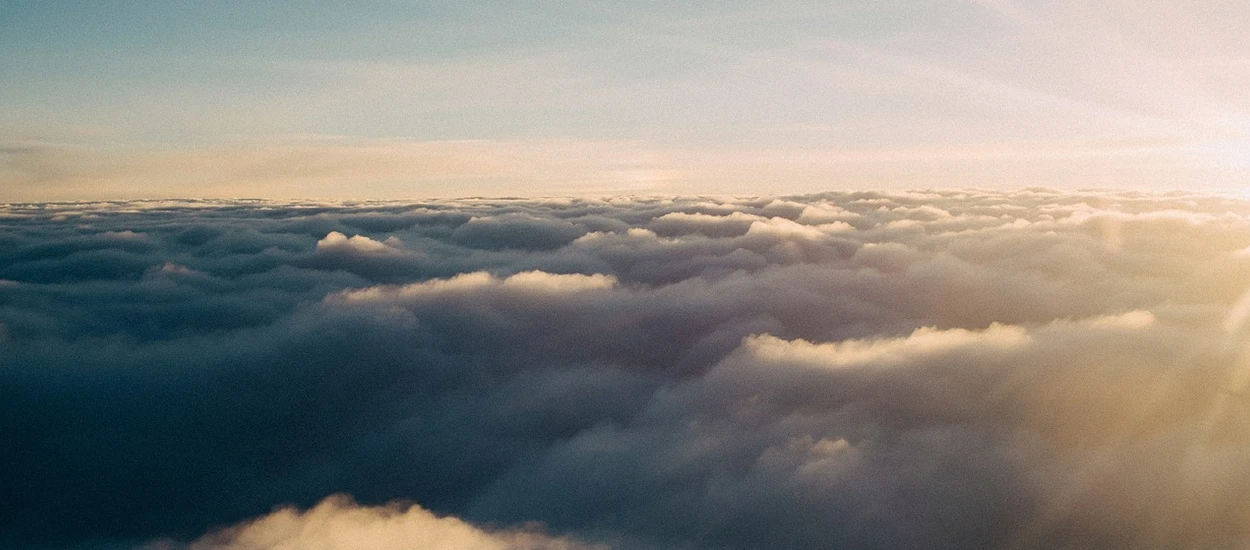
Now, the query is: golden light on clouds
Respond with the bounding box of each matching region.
[8,0,1250,547]
[148,495,600,550]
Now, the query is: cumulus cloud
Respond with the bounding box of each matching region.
[333,270,618,304]
[148,495,597,550]
[739,323,1030,369]
[3,190,1250,549]
[316,231,406,255]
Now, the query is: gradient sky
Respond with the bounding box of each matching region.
[3,1,1250,200]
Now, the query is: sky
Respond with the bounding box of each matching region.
[10,5,1250,549]
[4,1,1250,200]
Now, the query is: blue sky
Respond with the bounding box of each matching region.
[3,1,1250,200]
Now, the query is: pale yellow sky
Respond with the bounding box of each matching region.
[3,1,1249,200]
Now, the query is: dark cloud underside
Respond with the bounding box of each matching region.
[3,190,1250,549]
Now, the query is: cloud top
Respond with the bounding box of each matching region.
[317,231,406,255]
[3,190,1250,549]
[149,495,598,550]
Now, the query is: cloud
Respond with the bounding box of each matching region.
[451,214,591,251]
[147,495,598,550]
[332,270,618,303]
[3,190,1250,549]
[738,323,1030,369]
[647,211,761,238]
[316,231,406,256]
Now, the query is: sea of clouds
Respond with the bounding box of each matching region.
[4,189,1250,549]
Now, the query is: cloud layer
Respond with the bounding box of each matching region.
[3,190,1250,549]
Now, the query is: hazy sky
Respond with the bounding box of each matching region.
[3,1,1250,200]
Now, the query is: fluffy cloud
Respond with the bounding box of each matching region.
[316,231,407,256]
[147,495,598,550]
[3,190,1250,549]
[333,270,618,304]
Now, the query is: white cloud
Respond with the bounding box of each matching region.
[332,270,617,304]
[744,217,838,241]
[157,495,599,550]
[316,231,405,255]
[501,271,618,293]
[739,323,1031,370]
